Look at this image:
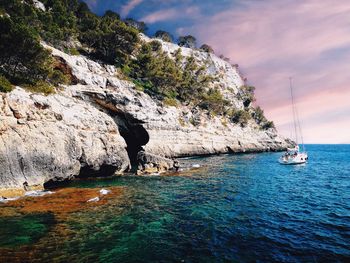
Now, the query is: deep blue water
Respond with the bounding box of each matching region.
[1,144,349,262]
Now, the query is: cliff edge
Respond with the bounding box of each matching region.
[0,36,292,196]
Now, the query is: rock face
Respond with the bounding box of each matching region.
[0,88,130,193]
[0,38,292,195]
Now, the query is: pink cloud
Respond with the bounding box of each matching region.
[180,0,350,143]
[267,87,350,137]
[121,0,143,17]
[141,6,200,24]
[141,8,179,23]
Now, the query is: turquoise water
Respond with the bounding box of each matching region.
[1,144,349,262]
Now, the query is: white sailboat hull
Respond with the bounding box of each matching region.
[279,152,308,165]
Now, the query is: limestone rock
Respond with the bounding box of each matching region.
[137,151,175,174]
[0,88,130,193]
[0,39,293,195]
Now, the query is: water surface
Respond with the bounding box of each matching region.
[0,144,349,262]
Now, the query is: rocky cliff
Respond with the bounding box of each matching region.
[0,37,292,196]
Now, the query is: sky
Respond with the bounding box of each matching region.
[83,0,350,144]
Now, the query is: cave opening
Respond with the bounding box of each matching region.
[85,98,150,171]
[43,177,71,190]
[115,114,149,168]
[77,164,118,178]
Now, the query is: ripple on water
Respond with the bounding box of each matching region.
[0,145,349,262]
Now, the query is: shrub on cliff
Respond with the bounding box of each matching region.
[23,80,55,95]
[231,109,251,127]
[125,18,147,33]
[239,85,256,108]
[252,106,266,124]
[155,30,173,42]
[126,43,223,111]
[200,44,215,54]
[178,35,197,49]
[199,88,230,115]
[0,16,52,85]
[163,98,178,107]
[252,106,275,130]
[262,121,275,130]
[79,10,139,65]
[128,41,182,98]
[0,75,13,92]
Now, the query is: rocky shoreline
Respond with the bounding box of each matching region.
[0,38,292,197]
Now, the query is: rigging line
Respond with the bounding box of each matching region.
[295,106,305,152]
[289,77,298,145]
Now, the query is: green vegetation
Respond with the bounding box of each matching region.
[231,109,251,127]
[178,35,197,48]
[0,75,13,92]
[23,80,55,95]
[239,85,256,108]
[0,16,52,85]
[200,44,214,53]
[0,0,274,128]
[163,98,178,107]
[155,30,173,42]
[0,0,140,92]
[199,88,230,115]
[252,106,275,130]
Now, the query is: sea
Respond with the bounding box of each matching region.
[0,144,349,262]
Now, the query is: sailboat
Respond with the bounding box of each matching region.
[279,78,308,165]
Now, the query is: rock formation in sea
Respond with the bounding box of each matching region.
[0,34,292,196]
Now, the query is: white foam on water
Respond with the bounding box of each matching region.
[87,197,100,202]
[99,189,111,195]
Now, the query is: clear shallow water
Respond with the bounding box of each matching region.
[0,145,349,262]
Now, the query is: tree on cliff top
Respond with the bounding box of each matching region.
[0,16,51,85]
[178,35,197,49]
[124,18,147,33]
[155,30,173,43]
[200,44,214,54]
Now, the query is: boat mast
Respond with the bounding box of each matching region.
[289,77,306,152]
[289,77,298,146]
[295,104,305,152]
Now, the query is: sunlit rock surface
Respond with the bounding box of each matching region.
[0,38,292,194]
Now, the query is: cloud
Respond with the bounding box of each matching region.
[84,0,97,9]
[141,6,200,24]
[121,0,143,17]
[179,0,350,143]
[141,8,179,23]
[267,87,350,143]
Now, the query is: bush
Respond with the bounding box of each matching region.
[69,48,80,55]
[252,106,266,124]
[0,16,52,85]
[200,44,214,53]
[48,69,69,86]
[155,30,173,42]
[199,88,230,115]
[262,121,275,130]
[239,85,256,108]
[231,109,251,127]
[251,106,275,130]
[163,97,178,107]
[178,35,197,48]
[24,80,55,95]
[0,75,13,92]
